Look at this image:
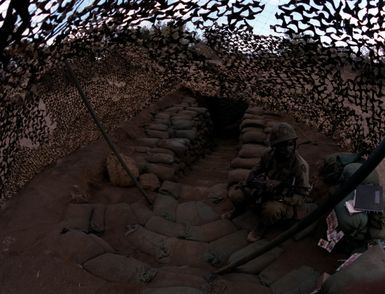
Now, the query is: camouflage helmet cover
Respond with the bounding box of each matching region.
[269,122,297,146]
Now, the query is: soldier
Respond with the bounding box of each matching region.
[223,122,312,242]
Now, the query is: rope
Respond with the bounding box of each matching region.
[64,60,153,206]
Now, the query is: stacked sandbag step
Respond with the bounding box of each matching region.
[133,97,213,181]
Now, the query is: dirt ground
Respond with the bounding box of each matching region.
[0,90,383,293]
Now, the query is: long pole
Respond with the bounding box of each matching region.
[215,136,385,274]
[64,60,153,206]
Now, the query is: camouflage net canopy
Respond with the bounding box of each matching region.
[1,0,385,201]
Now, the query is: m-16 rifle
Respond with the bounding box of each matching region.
[243,173,310,205]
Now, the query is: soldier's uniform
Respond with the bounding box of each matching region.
[227,122,311,229]
[249,149,311,225]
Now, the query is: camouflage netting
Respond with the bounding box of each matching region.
[1,0,385,202]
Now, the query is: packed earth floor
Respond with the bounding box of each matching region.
[0,89,374,293]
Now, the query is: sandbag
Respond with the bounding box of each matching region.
[125,225,170,261]
[153,194,178,221]
[159,181,182,199]
[240,131,267,144]
[322,245,385,293]
[180,185,207,201]
[158,139,188,156]
[154,113,170,120]
[230,157,259,169]
[183,219,237,242]
[137,138,160,147]
[83,253,157,283]
[151,147,175,155]
[174,129,197,140]
[171,120,195,130]
[207,183,227,203]
[238,144,269,158]
[61,204,94,232]
[147,123,169,131]
[142,287,204,294]
[228,169,250,185]
[232,210,259,231]
[205,230,248,266]
[131,201,154,225]
[145,216,185,238]
[106,153,139,187]
[139,173,160,191]
[164,238,209,267]
[176,201,219,226]
[229,239,284,274]
[145,129,169,139]
[90,204,106,234]
[270,265,319,294]
[147,163,176,181]
[51,230,113,264]
[105,203,138,233]
[145,153,175,164]
[240,119,266,129]
[146,269,206,289]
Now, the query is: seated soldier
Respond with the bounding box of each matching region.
[334,163,385,252]
[223,122,312,242]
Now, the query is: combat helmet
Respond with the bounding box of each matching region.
[269,122,297,146]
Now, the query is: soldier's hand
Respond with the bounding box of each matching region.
[265,178,281,193]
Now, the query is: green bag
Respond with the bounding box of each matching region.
[320,152,363,184]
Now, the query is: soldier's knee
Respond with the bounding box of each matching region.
[228,184,245,204]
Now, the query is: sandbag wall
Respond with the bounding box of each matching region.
[134,97,213,181]
[227,107,277,196]
[106,97,213,191]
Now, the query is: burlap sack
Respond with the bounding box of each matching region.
[147,123,169,131]
[238,144,269,158]
[153,194,178,221]
[145,153,175,164]
[240,131,267,144]
[240,119,266,129]
[145,129,170,139]
[205,230,248,266]
[228,169,250,186]
[50,230,113,264]
[176,201,219,226]
[145,216,185,238]
[229,239,284,274]
[139,173,160,191]
[106,153,139,187]
[159,181,182,199]
[61,204,94,232]
[131,201,154,225]
[147,163,176,181]
[83,253,157,283]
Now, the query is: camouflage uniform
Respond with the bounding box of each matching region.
[228,122,311,226]
[247,149,311,225]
